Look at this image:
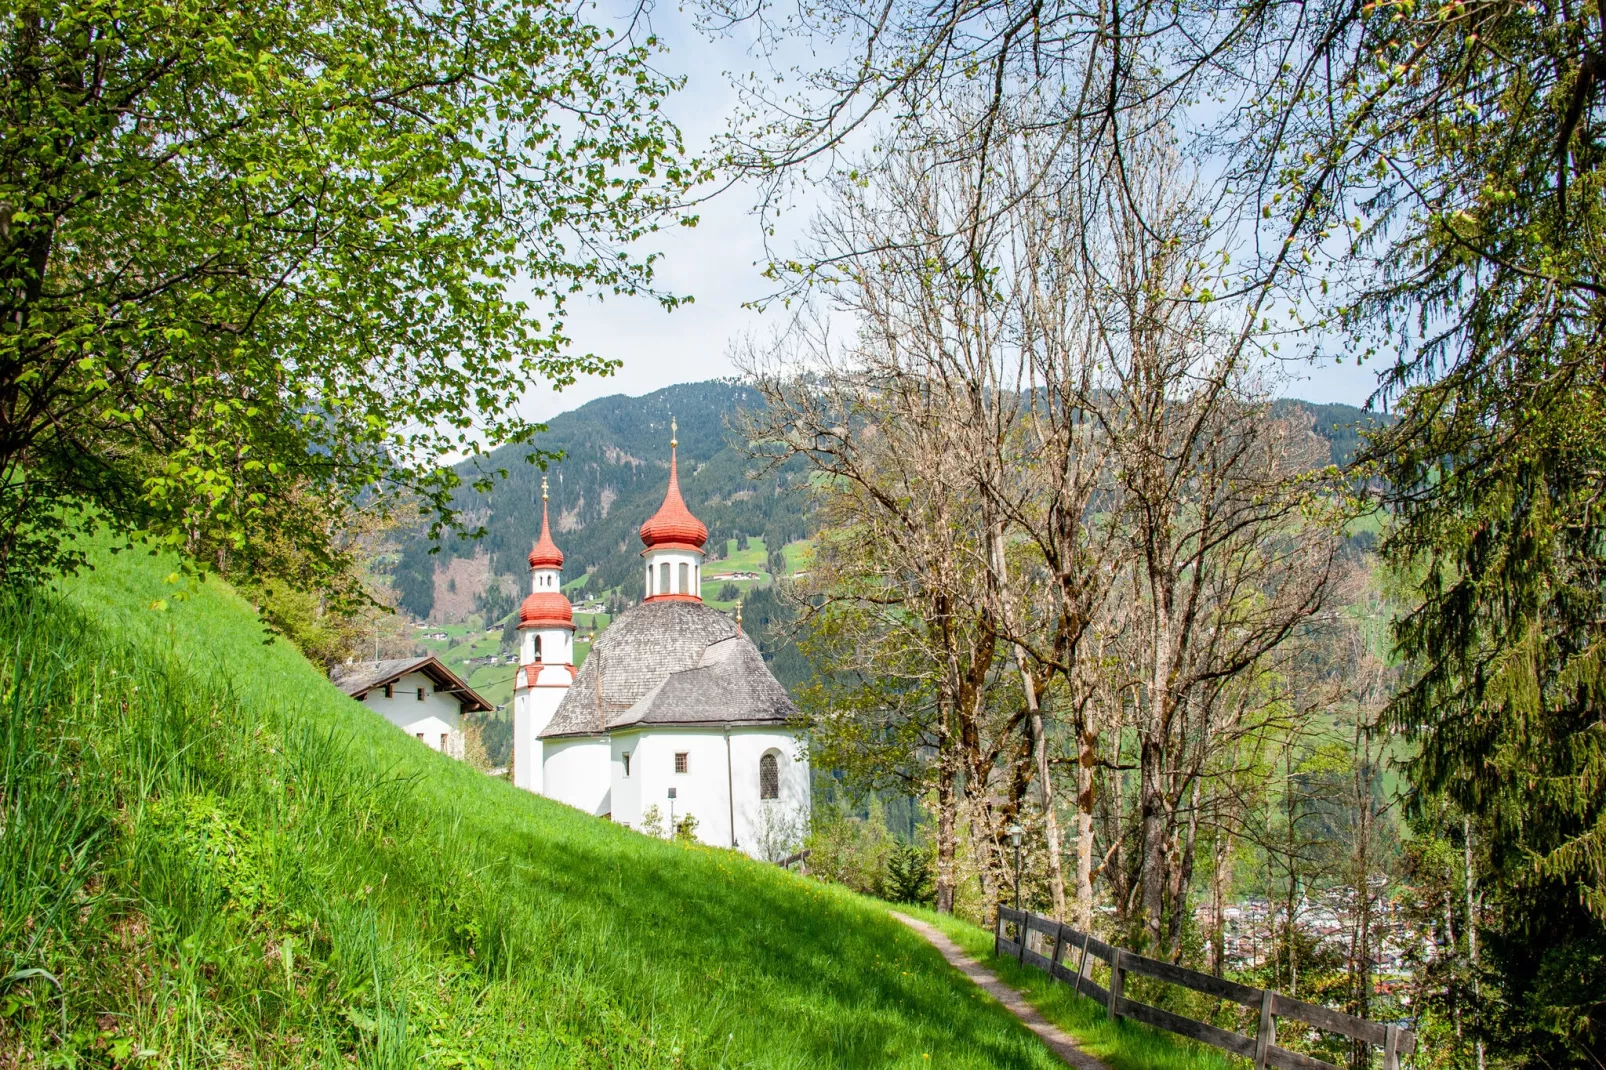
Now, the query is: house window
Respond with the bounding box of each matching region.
[416,732,424,741]
[678,562,689,593]
[417,687,425,701]
[660,562,671,594]
[759,753,780,799]
[623,753,631,777]
[440,733,449,751]
[674,752,688,774]
[384,684,393,698]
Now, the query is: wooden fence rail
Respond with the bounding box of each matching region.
[995,906,1414,1070]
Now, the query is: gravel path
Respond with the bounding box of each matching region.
[890,911,1111,1070]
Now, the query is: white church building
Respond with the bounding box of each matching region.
[510,429,810,859]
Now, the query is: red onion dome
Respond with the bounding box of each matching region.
[517,591,574,630]
[639,444,707,552]
[528,498,564,569]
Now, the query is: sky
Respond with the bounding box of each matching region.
[515,1,1387,424]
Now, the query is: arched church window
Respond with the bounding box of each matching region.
[759,752,779,800]
[678,562,689,594]
[533,635,542,660]
[660,561,671,594]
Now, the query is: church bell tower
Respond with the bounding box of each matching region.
[512,476,574,794]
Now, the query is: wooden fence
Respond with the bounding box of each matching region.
[995,906,1415,1070]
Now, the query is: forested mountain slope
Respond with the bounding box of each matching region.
[0,539,1083,1068]
[391,382,1385,626]
[391,381,810,622]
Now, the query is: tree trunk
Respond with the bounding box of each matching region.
[1211,832,1232,976]
[1139,730,1167,952]
[1074,707,1097,930]
[1022,663,1067,919]
[935,704,960,914]
[1168,776,1201,960]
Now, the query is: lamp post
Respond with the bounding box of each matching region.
[1008,823,1024,912]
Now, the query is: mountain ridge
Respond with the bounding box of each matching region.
[391,381,1388,625]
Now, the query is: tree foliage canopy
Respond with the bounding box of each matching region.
[0,0,700,592]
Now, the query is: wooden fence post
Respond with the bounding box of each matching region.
[1018,912,1028,962]
[1048,924,1065,984]
[1076,930,1092,995]
[1254,990,1276,1070]
[1383,1024,1399,1070]
[995,911,1003,957]
[1107,948,1124,1021]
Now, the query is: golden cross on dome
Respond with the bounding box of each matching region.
[670,415,678,449]
[541,475,549,502]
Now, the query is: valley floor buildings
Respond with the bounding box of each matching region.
[509,427,809,859]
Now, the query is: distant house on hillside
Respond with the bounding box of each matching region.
[331,655,492,759]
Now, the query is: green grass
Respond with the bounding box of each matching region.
[900,908,1243,1070]
[0,539,1080,1068]
[703,538,813,610]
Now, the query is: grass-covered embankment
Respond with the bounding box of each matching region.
[900,908,1242,1070]
[0,541,1066,1068]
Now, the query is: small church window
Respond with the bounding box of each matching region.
[623,752,631,777]
[678,562,689,593]
[440,733,449,751]
[417,687,425,701]
[674,752,688,774]
[416,732,424,742]
[660,561,671,594]
[534,635,543,660]
[760,753,779,800]
[384,683,393,698]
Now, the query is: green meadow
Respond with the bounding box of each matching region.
[0,539,1080,1068]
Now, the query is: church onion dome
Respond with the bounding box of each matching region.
[518,591,574,631]
[639,438,707,553]
[528,495,564,570]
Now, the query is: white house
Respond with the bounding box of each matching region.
[332,654,493,758]
[516,423,810,859]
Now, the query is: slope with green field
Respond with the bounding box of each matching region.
[0,540,1090,1068]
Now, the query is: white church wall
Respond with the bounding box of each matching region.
[608,734,641,828]
[512,669,570,793]
[642,548,703,600]
[520,625,572,665]
[543,736,611,816]
[358,671,463,755]
[730,731,810,860]
[611,727,809,859]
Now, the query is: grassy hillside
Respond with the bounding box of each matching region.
[0,540,1082,1068]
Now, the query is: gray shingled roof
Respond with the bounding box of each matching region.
[329,655,493,713]
[540,601,795,738]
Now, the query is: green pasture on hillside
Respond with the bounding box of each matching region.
[0,538,1100,1068]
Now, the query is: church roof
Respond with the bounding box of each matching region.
[539,600,794,738]
[518,590,574,630]
[606,635,793,731]
[528,496,565,569]
[330,655,493,712]
[638,442,707,553]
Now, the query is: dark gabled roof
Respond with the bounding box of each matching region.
[606,635,794,730]
[330,655,493,713]
[540,599,793,738]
